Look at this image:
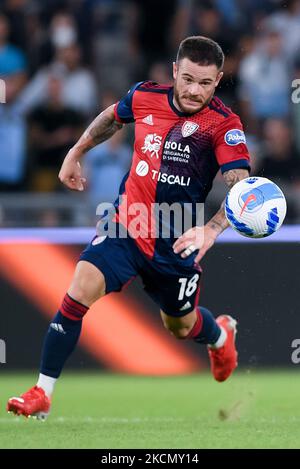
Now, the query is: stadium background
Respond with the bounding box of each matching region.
[0,0,300,449]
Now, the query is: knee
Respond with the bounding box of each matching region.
[165,324,192,340]
[68,261,106,307]
[69,285,94,307]
[69,280,104,307]
[160,308,196,340]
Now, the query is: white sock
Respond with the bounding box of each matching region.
[208,326,227,349]
[37,373,57,398]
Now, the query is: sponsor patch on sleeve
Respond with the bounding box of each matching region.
[224,129,246,146]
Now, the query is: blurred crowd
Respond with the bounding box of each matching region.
[0,0,300,225]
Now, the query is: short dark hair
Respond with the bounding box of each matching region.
[176,36,224,70]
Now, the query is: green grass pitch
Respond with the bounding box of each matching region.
[1,371,300,449]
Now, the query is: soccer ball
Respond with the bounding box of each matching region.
[224,177,287,238]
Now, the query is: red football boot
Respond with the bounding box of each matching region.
[208,315,238,382]
[7,385,51,420]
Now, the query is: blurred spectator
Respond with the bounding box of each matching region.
[17,39,98,116]
[238,29,290,130]
[0,102,27,189]
[1,0,29,51]
[28,75,84,191]
[0,12,26,82]
[258,118,300,221]
[50,10,77,49]
[148,61,172,85]
[92,0,138,94]
[0,12,27,189]
[84,126,131,215]
[132,0,178,67]
[187,2,239,56]
[175,2,241,106]
[214,0,241,27]
[245,135,263,177]
[238,0,281,29]
[258,118,300,184]
[168,0,192,55]
[265,0,300,63]
[29,11,79,71]
[55,43,97,114]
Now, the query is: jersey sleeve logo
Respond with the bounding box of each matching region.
[181,121,199,137]
[142,133,162,158]
[224,129,246,146]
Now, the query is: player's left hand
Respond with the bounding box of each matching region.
[172,225,218,263]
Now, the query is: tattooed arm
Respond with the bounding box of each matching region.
[173,168,249,262]
[58,104,123,191]
[206,168,250,237]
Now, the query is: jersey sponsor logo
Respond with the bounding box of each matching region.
[164,141,190,153]
[224,129,246,146]
[163,140,191,164]
[142,114,154,125]
[151,170,190,186]
[181,121,199,137]
[136,160,149,176]
[142,133,162,158]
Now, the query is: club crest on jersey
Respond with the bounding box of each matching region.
[181,121,199,138]
[224,129,246,146]
[142,133,162,158]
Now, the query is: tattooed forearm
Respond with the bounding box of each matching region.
[71,104,123,156]
[223,168,250,189]
[85,106,123,147]
[206,168,250,236]
[207,200,229,235]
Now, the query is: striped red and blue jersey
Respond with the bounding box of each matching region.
[113,81,250,266]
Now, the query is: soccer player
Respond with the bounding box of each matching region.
[7,36,250,419]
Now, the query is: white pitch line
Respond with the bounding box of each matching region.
[0,416,185,424]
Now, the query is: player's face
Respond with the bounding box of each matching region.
[173,58,223,114]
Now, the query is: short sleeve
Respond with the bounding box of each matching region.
[213,115,251,174]
[114,81,145,124]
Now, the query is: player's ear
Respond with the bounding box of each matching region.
[173,61,178,80]
[215,71,223,86]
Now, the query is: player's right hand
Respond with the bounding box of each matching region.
[58,152,86,191]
